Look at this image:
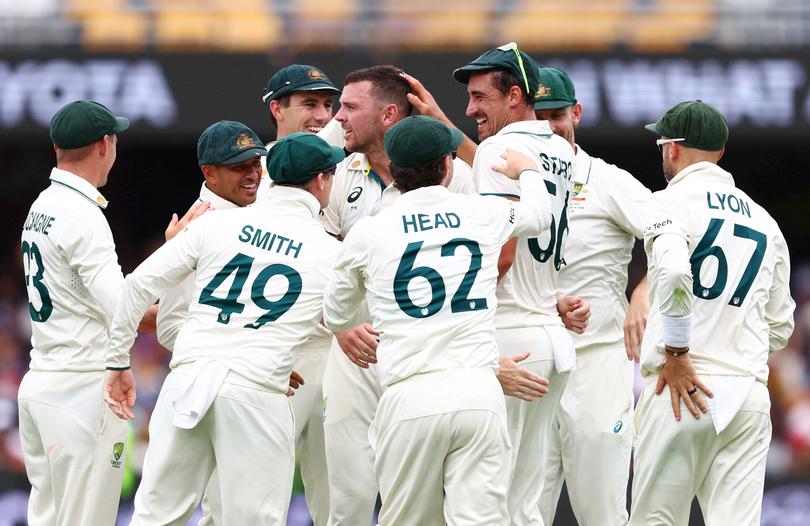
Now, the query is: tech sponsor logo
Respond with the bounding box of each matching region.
[0,59,177,129]
[110,442,124,468]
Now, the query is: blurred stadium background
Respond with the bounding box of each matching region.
[1,1,809,524]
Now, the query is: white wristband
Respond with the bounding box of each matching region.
[661,314,692,348]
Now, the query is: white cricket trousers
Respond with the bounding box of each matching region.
[130,368,295,526]
[630,380,772,526]
[322,338,383,526]
[374,369,511,526]
[496,327,570,526]
[197,345,331,526]
[540,344,634,526]
[18,369,127,526]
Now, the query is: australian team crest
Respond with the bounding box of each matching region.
[111,442,124,468]
[535,84,552,98]
[308,68,327,80]
[573,182,583,196]
[235,133,257,149]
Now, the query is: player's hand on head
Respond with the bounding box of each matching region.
[655,351,714,422]
[497,352,550,401]
[165,200,212,241]
[556,294,590,334]
[104,369,137,420]
[491,149,537,180]
[335,323,379,369]
[401,73,449,124]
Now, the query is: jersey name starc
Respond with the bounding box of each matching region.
[21,168,123,372]
[473,120,576,329]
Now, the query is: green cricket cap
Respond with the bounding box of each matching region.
[262,64,340,104]
[645,100,729,151]
[197,121,266,166]
[534,67,577,110]
[384,115,464,167]
[49,100,129,149]
[267,132,345,184]
[453,42,540,99]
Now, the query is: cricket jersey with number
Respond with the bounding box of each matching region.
[557,147,652,350]
[322,152,475,238]
[473,120,576,330]
[323,173,551,388]
[641,161,795,383]
[107,186,341,393]
[21,168,124,372]
[156,182,243,351]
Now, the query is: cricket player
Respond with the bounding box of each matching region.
[454,43,581,525]
[324,115,554,526]
[631,100,795,525]
[259,63,342,525]
[18,100,195,526]
[104,133,345,525]
[320,64,482,526]
[17,100,132,526]
[534,67,653,526]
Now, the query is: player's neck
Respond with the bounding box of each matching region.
[364,145,393,186]
[56,161,103,189]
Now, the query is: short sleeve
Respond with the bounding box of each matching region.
[473,141,522,198]
[601,164,653,239]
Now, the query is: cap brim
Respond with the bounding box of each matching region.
[533,100,574,110]
[453,63,496,84]
[223,147,267,165]
[112,116,130,134]
[644,123,661,135]
[263,81,341,103]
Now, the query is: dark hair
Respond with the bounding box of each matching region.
[267,95,292,130]
[344,65,413,117]
[390,156,448,193]
[490,69,533,106]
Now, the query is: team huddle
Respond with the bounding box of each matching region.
[19,42,796,526]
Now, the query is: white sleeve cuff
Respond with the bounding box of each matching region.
[661,314,692,348]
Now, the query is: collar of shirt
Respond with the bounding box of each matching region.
[498,119,554,138]
[391,184,450,206]
[343,152,387,191]
[49,167,109,209]
[198,182,242,210]
[573,145,592,185]
[667,161,735,189]
[264,185,322,218]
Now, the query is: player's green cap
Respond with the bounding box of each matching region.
[262,64,340,104]
[49,100,129,149]
[267,132,345,184]
[384,115,464,167]
[197,121,266,166]
[645,100,729,151]
[453,42,540,99]
[533,67,577,110]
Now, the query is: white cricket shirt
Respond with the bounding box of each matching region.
[641,161,795,384]
[21,168,124,372]
[323,172,551,388]
[108,186,341,393]
[557,147,653,351]
[473,120,576,330]
[156,182,243,351]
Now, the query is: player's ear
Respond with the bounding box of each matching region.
[269,100,284,121]
[381,103,398,127]
[508,85,523,107]
[572,103,583,127]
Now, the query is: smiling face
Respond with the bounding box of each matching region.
[202,157,263,206]
[465,71,516,141]
[334,81,386,154]
[272,91,335,138]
